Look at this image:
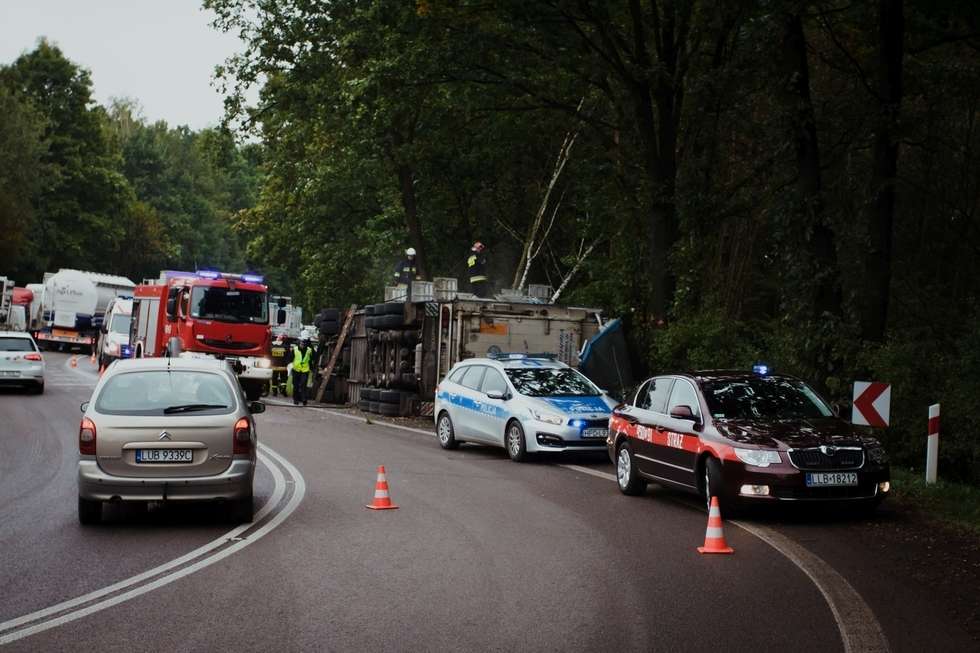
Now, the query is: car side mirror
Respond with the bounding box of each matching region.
[670,405,696,421]
[166,296,177,320]
[249,401,266,414]
[277,308,287,325]
[80,401,89,413]
[486,390,508,401]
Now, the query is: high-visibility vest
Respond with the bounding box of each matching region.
[292,346,312,373]
[467,254,487,283]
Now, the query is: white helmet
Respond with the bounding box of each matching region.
[406,247,416,256]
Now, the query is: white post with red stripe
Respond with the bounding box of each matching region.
[926,404,940,485]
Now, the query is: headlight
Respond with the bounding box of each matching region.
[257,357,272,369]
[867,446,888,465]
[529,408,564,425]
[733,448,782,468]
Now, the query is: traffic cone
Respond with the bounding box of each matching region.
[365,465,399,510]
[697,497,734,554]
[70,355,77,368]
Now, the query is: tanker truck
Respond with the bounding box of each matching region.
[35,269,136,352]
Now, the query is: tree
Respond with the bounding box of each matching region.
[0,86,46,276]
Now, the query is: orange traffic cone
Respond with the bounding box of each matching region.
[365,465,399,510]
[697,497,734,554]
[69,355,78,368]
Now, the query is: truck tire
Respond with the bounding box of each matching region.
[365,304,377,316]
[358,399,370,411]
[378,402,401,417]
[379,389,402,403]
[380,302,405,316]
[368,401,380,414]
[362,388,378,401]
[365,316,378,330]
[242,381,264,401]
[377,314,403,329]
[320,320,340,336]
[319,308,340,322]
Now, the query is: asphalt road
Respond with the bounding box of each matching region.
[0,352,974,651]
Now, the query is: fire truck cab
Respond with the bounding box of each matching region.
[131,270,274,400]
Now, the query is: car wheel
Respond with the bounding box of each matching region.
[78,497,102,525]
[231,495,253,523]
[437,412,459,450]
[703,457,732,514]
[616,441,647,496]
[506,420,528,462]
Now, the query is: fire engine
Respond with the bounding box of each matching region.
[130,270,274,399]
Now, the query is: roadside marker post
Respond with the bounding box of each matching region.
[926,404,940,485]
[851,381,891,427]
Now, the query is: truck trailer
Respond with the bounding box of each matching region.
[130,270,275,400]
[35,269,135,352]
[316,293,631,417]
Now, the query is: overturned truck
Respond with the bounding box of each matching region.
[315,291,631,417]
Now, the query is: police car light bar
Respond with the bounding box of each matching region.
[752,363,771,376]
[487,352,557,360]
[240,273,264,284]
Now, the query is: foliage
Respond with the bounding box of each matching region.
[0,85,46,266]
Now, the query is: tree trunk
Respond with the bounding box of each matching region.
[781,11,842,321]
[396,164,427,279]
[862,0,904,341]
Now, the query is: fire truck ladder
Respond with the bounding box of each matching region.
[315,304,357,403]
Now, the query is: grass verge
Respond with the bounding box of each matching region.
[890,467,980,534]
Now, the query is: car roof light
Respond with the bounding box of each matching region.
[196,269,221,279]
[752,363,771,376]
[487,352,557,360]
[240,273,264,284]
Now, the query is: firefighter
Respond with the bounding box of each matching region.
[467,241,490,298]
[289,330,316,406]
[393,247,420,286]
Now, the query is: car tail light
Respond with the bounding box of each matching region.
[79,417,97,455]
[233,417,252,455]
[24,353,42,361]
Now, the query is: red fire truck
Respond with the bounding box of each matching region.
[131,270,274,399]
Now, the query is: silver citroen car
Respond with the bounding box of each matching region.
[77,357,262,525]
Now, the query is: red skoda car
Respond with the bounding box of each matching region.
[607,370,891,512]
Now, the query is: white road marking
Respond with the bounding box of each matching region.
[0,443,305,645]
[557,464,888,653]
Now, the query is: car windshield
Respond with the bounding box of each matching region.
[505,368,599,397]
[109,315,132,334]
[701,376,833,420]
[95,370,235,416]
[190,287,268,323]
[0,337,35,352]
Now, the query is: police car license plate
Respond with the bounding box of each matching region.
[582,428,607,438]
[806,472,858,487]
[135,449,193,463]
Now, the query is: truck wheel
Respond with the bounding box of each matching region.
[242,381,263,401]
[379,390,402,403]
[380,302,405,316]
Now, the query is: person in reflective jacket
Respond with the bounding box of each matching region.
[290,330,316,406]
[393,247,420,287]
[467,241,490,298]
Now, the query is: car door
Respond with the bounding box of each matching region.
[627,377,674,478]
[655,377,703,489]
[475,367,511,444]
[454,365,488,441]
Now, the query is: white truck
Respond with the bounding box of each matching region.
[35,269,135,352]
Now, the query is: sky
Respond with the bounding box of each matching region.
[0,1,251,130]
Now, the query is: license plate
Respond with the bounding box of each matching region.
[0,371,18,377]
[582,428,607,438]
[135,449,193,463]
[806,472,858,487]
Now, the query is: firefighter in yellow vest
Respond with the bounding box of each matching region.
[289,330,316,406]
[467,241,490,298]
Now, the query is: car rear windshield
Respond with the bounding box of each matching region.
[191,287,268,324]
[701,377,833,420]
[95,370,236,416]
[505,368,599,397]
[0,337,35,352]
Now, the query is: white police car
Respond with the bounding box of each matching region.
[434,354,616,462]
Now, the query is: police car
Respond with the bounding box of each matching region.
[434,353,616,462]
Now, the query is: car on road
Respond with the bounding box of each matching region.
[95,297,133,368]
[608,369,891,512]
[435,353,616,461]
[77,356,264,525]
[0,331,44,394]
